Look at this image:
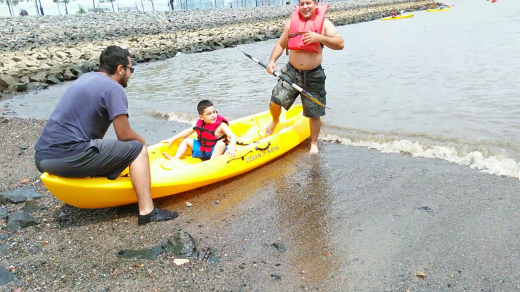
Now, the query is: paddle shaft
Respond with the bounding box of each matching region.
[238,48,329,109]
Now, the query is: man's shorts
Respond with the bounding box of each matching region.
[192,139,227,161]
[35,139,143,180]
[271,62,327,118]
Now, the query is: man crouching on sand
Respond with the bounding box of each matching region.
[34,46,178,226]
[264,0,344,154]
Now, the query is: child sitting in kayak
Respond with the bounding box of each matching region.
[163,100,237,161]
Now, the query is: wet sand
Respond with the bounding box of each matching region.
[1,118,519,291]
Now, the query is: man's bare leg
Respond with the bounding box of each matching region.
[265,101,282,136]
[309,118,321,154]
[130,145,154,215]
[132,144,178,225]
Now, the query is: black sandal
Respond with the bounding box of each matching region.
[138,207,178,226]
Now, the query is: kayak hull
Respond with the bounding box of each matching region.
[426,8,451,12]
[381,14,414,20]
[40,106,310,209]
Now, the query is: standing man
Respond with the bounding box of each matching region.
[265,0,344,153]
[34,46,178,226]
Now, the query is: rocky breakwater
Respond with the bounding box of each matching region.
[0,0,436,93]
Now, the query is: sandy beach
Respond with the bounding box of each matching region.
[1,116,520,291]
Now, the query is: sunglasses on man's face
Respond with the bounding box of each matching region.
[125,66,135,73]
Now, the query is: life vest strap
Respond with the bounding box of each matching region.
[199,134,228,148]
[193,126,216,135]
[285,31,314,55]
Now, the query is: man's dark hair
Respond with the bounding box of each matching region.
[98,46,131,75]
[197,100,214,115]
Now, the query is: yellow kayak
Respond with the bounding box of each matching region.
[381,14,414,20]
[40,106,310,209]
[426,8,451,12]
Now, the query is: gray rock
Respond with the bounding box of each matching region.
[0,186,42,204]
[63,69,76,80]
[6,212,38,231]
[39,63,51,69]
[46,74,60,84]
[7,83,27,93]
[162,232,198,258]
[7,71,22,78]
[27,82,49,90]
[23,200,45,214]
[29,72,47,82]
[20,76,30,84]
[117,245,164,260]
[0,234,8,241]
[70,65,85,75]
[55,51,69,59]
[0,75,17,90]
[0,266,19,286]
[23,59,39,67]
[0,209,6,219]
[143,53,154,61]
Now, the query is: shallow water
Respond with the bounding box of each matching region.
[3,0,520,178]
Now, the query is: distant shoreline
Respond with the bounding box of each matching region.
[0,0,436,94]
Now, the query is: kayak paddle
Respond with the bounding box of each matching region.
[237,47,329,109]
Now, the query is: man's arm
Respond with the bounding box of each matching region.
[113,114,145,145]
[302,19,344,50]
[267,20,291,74]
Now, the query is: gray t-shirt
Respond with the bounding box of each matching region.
[35,72,128,161]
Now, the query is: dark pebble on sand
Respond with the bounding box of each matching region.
[418,206,434,214]
[57,212,68,222]
[271,242,287,253]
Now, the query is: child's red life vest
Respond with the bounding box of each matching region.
[287,4,329,54]
[193,115,229,153]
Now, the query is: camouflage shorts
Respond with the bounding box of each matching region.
[271,63,327,118]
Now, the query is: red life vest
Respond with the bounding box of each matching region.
[193,115,229,153]
[287,4,329,55]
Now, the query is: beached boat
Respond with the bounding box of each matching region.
[381,14,414,20]
[40,105,310,209]
[426,8,451,12]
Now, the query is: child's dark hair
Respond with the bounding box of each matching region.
[197,100,214,115]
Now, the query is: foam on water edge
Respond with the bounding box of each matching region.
[321,134,520,179]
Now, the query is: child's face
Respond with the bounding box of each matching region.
[200,106,218,124]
